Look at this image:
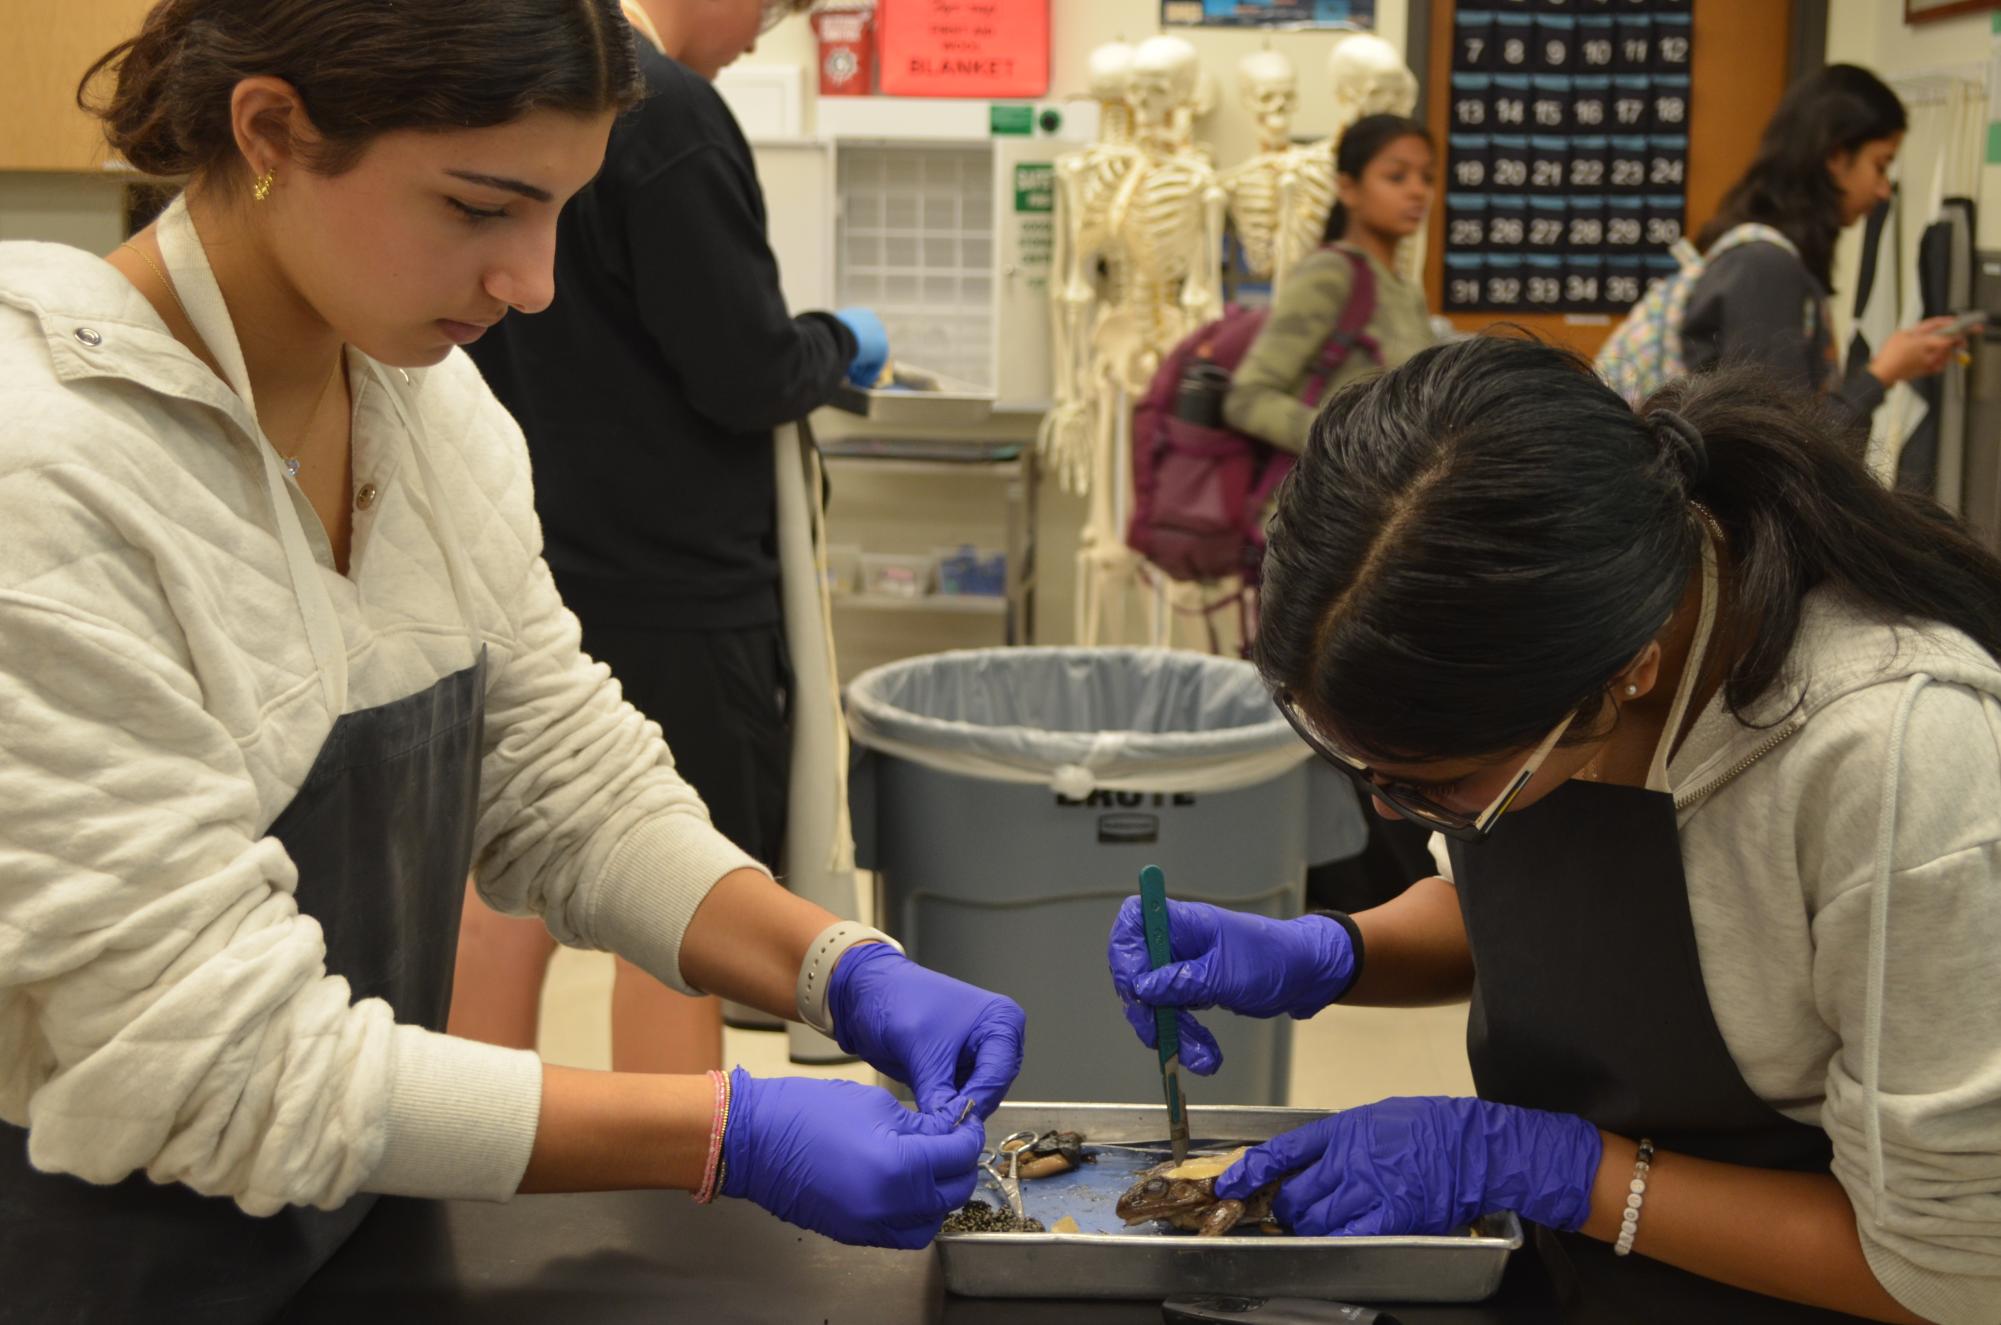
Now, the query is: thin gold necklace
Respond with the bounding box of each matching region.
[281,358,346,479]
[119,240,344,478]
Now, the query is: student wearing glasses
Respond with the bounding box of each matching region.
[1108,337,2001,1323]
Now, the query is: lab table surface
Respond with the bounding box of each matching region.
[282,1190,1570,1324]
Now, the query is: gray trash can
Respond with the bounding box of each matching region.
[847,647,1366,1107]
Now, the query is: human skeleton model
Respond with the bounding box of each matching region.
[1076,35,1231,648]
[1275,34,1422,286]
[1114,36,1226,371]
[1220,50,1300,291]
[1042,40,1140,497]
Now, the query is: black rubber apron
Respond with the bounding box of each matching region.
[0,195,489,1325]
[1446,541,1875,1324]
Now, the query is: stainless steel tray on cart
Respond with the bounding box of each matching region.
[937,1102,1524,1303]
[829,364,994,427]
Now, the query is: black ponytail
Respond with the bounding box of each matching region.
[1644,366,2001,716]
[1256,334,2001,762]
[1322,114,1431,246]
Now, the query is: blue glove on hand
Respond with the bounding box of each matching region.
[721,1068,984,1250]
[828,943,1026,1120]
[1214,1096,1603,1237]
[835,307,889,387]
[1107,898,1357,1076]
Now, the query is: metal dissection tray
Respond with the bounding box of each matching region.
[829,364,994,427]
[937,1102,1524,1303]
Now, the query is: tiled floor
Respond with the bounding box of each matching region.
[538,946,1475,1106]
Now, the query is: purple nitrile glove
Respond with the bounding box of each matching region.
[1214,1096,1603,1237]
[827,943,1026,1120]
[1107,897,1358,1077]
[720,1069,984,1250]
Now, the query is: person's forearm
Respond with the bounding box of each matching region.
[1342,875,1476,1007]
[1580,1134,1928,1324]
[518,1065,712,1193]
[1222,385,1315,456]
[677,866,841,1020]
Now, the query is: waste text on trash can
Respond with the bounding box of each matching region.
[1053,792,1199,808]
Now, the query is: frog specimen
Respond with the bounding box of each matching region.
[999,1130,1092,1180]
[1114,1147,1282,1237]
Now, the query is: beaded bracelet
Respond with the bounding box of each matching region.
[692,1069,731,1205]
[1612,1137,1655,1257]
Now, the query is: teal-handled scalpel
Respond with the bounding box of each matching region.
[1138,863,1191,1164]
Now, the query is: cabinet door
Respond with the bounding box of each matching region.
[1,0,159,171]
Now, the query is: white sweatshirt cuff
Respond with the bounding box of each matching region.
[1860,1232,2001,1325]
[364,1025,543,1202]
[588,815,763,995]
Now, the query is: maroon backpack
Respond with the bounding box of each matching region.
[1126,249,1380,584]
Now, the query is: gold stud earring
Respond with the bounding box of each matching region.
[253,170,276,203]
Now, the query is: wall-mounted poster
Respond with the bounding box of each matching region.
[1162,0,1376,29]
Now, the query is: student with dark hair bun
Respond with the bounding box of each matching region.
[1684,64,1963,418]
[0,3,1018,1318]
[1112,335,2001,1322]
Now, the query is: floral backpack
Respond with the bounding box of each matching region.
[1594,223,1799,404]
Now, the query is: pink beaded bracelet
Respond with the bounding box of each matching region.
[692,1069,731,1205]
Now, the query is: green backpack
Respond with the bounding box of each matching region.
[1594,223,1798,405]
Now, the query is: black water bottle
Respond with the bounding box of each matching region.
[1173,361,1232,428]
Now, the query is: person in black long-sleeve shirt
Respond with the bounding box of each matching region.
[454,0,885,1071]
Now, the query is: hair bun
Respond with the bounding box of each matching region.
[1649,408,1709,492]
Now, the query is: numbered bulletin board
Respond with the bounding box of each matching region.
[1440,0,1691,317]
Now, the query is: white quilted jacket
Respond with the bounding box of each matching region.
[0,241,758,1213]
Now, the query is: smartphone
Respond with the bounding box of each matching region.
[1940,310,1989,338]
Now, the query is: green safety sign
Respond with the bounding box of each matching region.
[1014,163,1054,214]
[990,104,1035,136]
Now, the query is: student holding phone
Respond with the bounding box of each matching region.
[1682,64,1965,419]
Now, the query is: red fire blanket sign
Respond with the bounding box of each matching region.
[877,0,1051,98]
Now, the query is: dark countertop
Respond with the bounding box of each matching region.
[282,1191,1569,1325]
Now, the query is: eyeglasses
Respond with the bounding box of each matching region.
[1274,690,1575,843]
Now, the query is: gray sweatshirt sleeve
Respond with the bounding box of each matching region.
[1680,244,1827,395]
[1801,681,2001,1325]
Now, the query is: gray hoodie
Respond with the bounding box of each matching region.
[1441,587,2001,1324]
[1672,588,2001,1324]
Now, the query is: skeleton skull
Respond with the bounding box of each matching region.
[1130,35,1201,136]
[1328,33,1418,121]
[1087,40,1136,107]
[1236,50,1298,150]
